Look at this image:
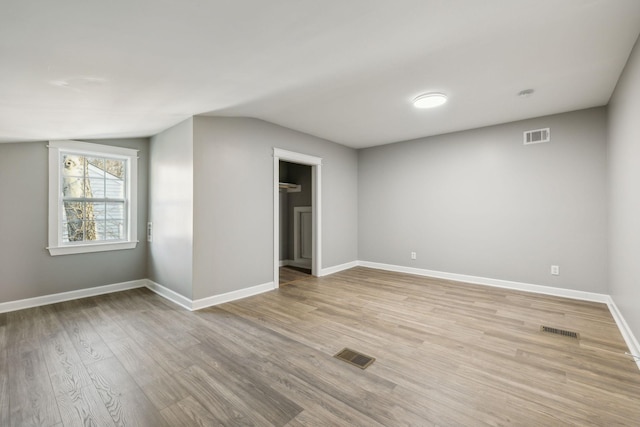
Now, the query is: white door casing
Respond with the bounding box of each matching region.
[273,148,322,287]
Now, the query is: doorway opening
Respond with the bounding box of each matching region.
[279,162,311,285]
[273,148,322,288]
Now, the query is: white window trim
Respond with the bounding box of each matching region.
[47,140,139,256]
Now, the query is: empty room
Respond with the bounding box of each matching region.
[2,1,640,425]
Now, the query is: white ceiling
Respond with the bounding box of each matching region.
[1,0,639,148]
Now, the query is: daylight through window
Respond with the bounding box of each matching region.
[61,154,126,242]
[48,140,138,256]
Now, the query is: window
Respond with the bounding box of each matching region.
[48,140,138,256]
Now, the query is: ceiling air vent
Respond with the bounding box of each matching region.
[523,128,550,145]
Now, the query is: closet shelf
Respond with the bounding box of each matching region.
[279,182,302,192]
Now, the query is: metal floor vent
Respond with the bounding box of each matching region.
[334,348,375,369]
[541,326,580,339]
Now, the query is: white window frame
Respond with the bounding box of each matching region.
[47,140,139,256]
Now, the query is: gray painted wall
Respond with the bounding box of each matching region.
[148,118,194,299]
[0,138,149,303]
[192,117,358,299]
[359,108,608,293]
[608,37,640,341]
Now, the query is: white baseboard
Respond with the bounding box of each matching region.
[606,297,640,370]
[0,277,276,314]
[358,261,609,303]
[319,260,359,277]
[0,279,146,314]
[192,281,275,310]
[278,259,289,267]
[145,280,275,311]
[145,279,194,311]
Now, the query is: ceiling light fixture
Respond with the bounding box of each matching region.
[518,89,535,97]
[413,92,448,109]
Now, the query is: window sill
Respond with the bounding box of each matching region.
[47,241,138,256]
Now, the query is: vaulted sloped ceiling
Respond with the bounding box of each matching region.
[1,0,639,148]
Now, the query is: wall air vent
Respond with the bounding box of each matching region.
[523,128,550,145]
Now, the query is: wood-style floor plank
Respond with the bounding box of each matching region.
[109,387,171,427]
[159,402,196,426]
[191,340,303,424]
[3,266,640,426]
[279,266,312,286]
[8,345,61,427]
[55,382,115,427]
[139,373,191,411]
[0,348,9,427]
[174,364,263,426]
[41,331,93,397]
[105,336,171,387]
[55,306,116,366]
[81,305,129,343]
[168,395,223,426]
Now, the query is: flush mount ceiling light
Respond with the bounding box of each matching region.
[518,89,535,97]
[413,92,448,109]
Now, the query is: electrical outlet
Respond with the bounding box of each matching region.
[411,252,417,260]
[551,265,559,276]
[147,222,153,242]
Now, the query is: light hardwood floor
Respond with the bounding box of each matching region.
[279,266,311,287]
[2,267,639,426]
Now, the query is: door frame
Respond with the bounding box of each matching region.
[273,148,322,287]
